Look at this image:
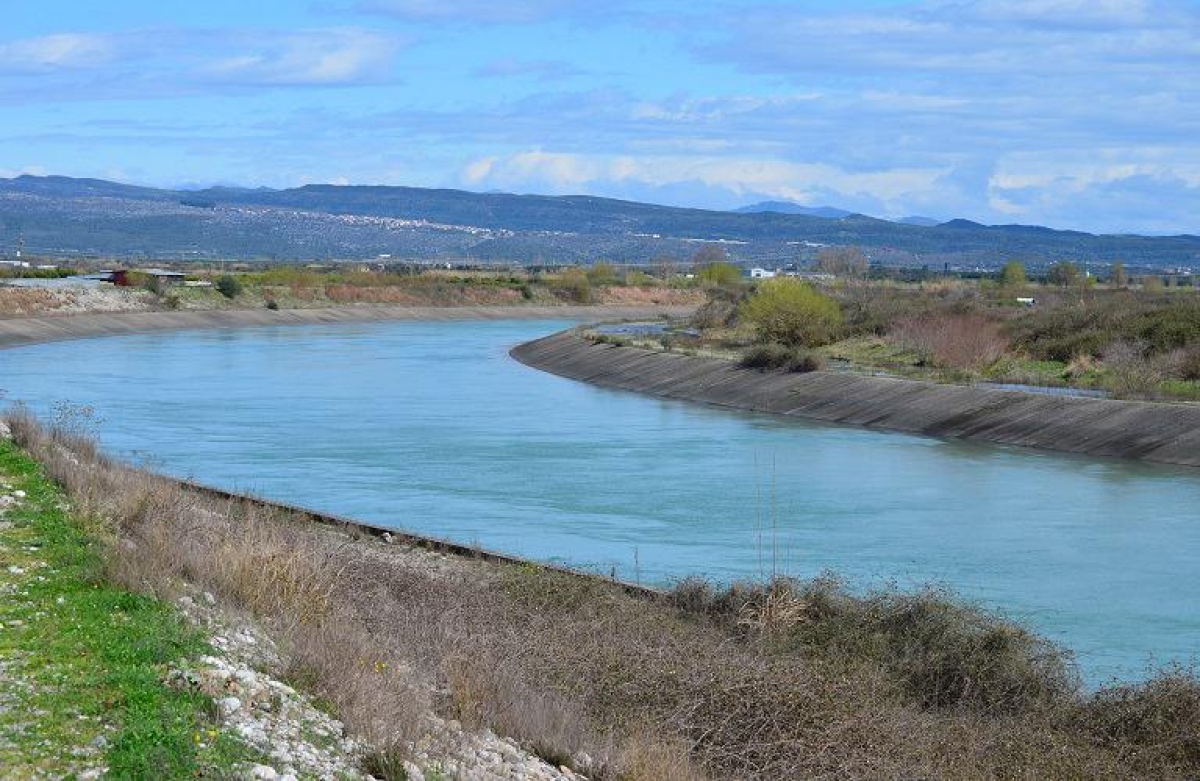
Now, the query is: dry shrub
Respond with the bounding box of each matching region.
[1161,345,1200,382]
[0,288,70,316]
[1102,340,1163,398]
[891,312,1008,370]
[1076,669,1200,775]
[1066,352,1097,380]
[617,731,706,781]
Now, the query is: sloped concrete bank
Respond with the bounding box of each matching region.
[511,331,1200,468]
[0,304,694,351]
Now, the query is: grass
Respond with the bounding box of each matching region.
[0,439,257,778]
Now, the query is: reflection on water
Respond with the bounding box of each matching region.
[2,319,1197,685]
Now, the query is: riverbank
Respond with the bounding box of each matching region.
[0,304,694,351]
[511,330,1200,467]
[6,411,1200,779]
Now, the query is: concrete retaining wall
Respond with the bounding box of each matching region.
[511,331,1200,468]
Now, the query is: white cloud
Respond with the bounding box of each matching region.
[460,150,948,210]
[0,33,115,71]
[200,28,399,85]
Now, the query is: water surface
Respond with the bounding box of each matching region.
[2,319,1197,684]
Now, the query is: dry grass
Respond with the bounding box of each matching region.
[7,408,1200,780]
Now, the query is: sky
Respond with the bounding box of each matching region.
[1,0,1198,234]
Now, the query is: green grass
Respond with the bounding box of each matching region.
[0,440,256,778]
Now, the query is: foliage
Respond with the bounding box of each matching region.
[552,268,591,303]
[1110,261,1127,287]
[739,277,843,347]
[998,260,1027,288]
[215,274,243,299]
[695,261,743,287]
[1011,298,1200,361]
[586,262,619,286]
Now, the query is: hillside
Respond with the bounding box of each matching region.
[2,175,1198,268]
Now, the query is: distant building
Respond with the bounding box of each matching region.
[748,267,777,278]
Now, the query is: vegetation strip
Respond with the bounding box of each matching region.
[511,330,1200,467]
[0,439,255,778]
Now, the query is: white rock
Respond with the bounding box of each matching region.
[218,696,243,717]
[250,764,278,779]
[12,490,25,499]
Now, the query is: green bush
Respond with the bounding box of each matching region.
[739,278,843,347]
[695,261,743,287]
[215,274,243,299]
[553,268,591,303]
[998,261,1027,288]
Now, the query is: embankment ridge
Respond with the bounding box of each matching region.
[511,331,1200,467]
[0,304,693,351]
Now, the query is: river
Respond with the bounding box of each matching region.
[2,318,1197,685]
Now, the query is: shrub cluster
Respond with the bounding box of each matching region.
[739,343,825,373]
[739,278,843,347]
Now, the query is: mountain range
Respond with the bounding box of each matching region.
[1,175,1197,269]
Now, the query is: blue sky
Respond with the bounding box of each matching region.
[2,0,1198,234]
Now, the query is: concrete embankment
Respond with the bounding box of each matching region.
[511,331,1200,468]
[0,304,693,351]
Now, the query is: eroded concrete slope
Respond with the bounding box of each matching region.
[511,332,1200,468]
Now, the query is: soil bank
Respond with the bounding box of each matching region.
[510,330,1200,468]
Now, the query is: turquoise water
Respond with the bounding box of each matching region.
[2,319,1198,685]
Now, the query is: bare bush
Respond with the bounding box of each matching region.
[891,312,1008,371]
[1102,340,1163,398]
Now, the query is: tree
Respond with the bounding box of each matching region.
[695,262,743,287]
[998,261,1026,288]
[1110,261,1127,287]
[691,244,729,267]
[215,274,243,299]
[739,277,843,347]
[814,246,868,278]
[1046,261,1081,287]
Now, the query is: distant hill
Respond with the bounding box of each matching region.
[1,174,1198,268]
[899,215,942,227]
[734,201,856,220]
